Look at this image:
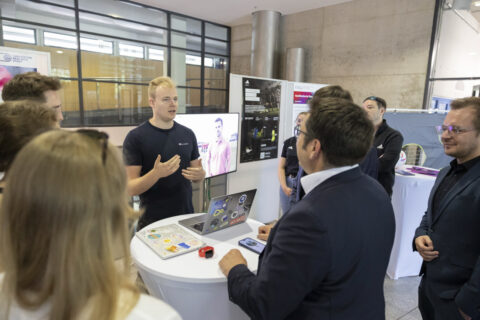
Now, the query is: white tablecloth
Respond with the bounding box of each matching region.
[130,214,264,320]
[387,168,436,279]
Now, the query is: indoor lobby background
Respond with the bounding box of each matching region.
[1,1,479,319]
[1,0,478,221]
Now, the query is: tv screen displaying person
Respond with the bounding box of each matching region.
[207,117,231,176]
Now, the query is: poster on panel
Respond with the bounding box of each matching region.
[0,46,51,102]
[240,77,281,163]
[290,82,326,134]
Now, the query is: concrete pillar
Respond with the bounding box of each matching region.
[285,48,305,82]
[250,10,281,78]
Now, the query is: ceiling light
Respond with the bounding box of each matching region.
[56,50,63,54]
[474,1,480,6]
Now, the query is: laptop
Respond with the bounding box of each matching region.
[179,189,256,235]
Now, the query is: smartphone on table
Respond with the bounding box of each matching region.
[238,237,265,254]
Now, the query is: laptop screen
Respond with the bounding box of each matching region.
[203,189,256,233]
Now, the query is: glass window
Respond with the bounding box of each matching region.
[425,2,480,107]
[2,1,76,29]
[44,31,114,55]
[177,87,201,113]
[171,32,201,51]
[204,56,228,89]
[3,27,78,78]
[2,25,35,44]
[81,35,166,83]
[42,0,75,7]
[171,49,201,87]
[148,48,165,61]
[44,31,77,49]
[205,23,228,41]
[0,0,230,126]
[204,89,227,112]
[60,80,81,127]
[171,14,202,36]
[81,52,166,84]
[79,12,167,46]
[79,0,167,28]
[205,38,228,55]
[82,81,151,125]
[119,43,144,58]
[81,37,113,54]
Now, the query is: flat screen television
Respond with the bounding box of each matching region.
[175,113,239,178]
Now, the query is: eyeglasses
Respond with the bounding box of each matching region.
[435,125,476,135]
[77,129,109,165]
[294,126,309,137]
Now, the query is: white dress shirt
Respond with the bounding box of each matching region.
[301,164,358,196]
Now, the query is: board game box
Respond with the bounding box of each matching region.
[136,224,204,259]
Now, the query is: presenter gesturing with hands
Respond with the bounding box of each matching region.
[182,158,206,182]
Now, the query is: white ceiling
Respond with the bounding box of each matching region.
[133,0,352,26]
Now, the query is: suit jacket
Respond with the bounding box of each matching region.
[228,167,395,320]
[291,148,378,204]
[414,160,480,318]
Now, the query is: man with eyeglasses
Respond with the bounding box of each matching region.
[123,76,205,230]
[220,97,394,319]
[2,72,64,125]
[362,96,403,197]
[413,97,480,320]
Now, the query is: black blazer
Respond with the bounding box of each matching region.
[414,161,480,318]
[228,167,395,320]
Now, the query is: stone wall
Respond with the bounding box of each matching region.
[230,0,435,108]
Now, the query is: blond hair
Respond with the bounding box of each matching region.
[148,76,176,100]
[0,130,139,320]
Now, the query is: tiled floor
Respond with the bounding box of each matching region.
[385,275,422,320]
[135,266,424,319]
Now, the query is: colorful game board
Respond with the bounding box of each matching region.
[136,224,204,259]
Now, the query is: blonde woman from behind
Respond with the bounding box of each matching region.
[0,130,181,320]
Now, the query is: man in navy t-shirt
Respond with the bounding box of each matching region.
[123,76,205,230]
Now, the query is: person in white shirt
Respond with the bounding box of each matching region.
[0,130,181,320]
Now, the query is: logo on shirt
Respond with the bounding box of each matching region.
[288,146,293,150]
[178,142,189,146]
[377,144,384,149]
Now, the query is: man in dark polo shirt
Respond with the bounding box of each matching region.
[414,97,480,320]
[278,112,307,214]
[123,76,205,230]
[362,96,403,197]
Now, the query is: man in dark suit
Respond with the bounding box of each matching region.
[414,97,480,320]
[219,97,395,320]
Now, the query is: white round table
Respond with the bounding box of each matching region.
[387,166,437,279]
[130,214,265,320]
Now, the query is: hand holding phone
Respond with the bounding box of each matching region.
[238,237,265,254]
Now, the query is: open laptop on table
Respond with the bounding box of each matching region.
[179,189,256,235]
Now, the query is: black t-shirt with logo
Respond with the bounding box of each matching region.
[281,136,299,177]
[123,121,200,227]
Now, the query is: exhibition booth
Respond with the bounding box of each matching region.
[125,74,450,319]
